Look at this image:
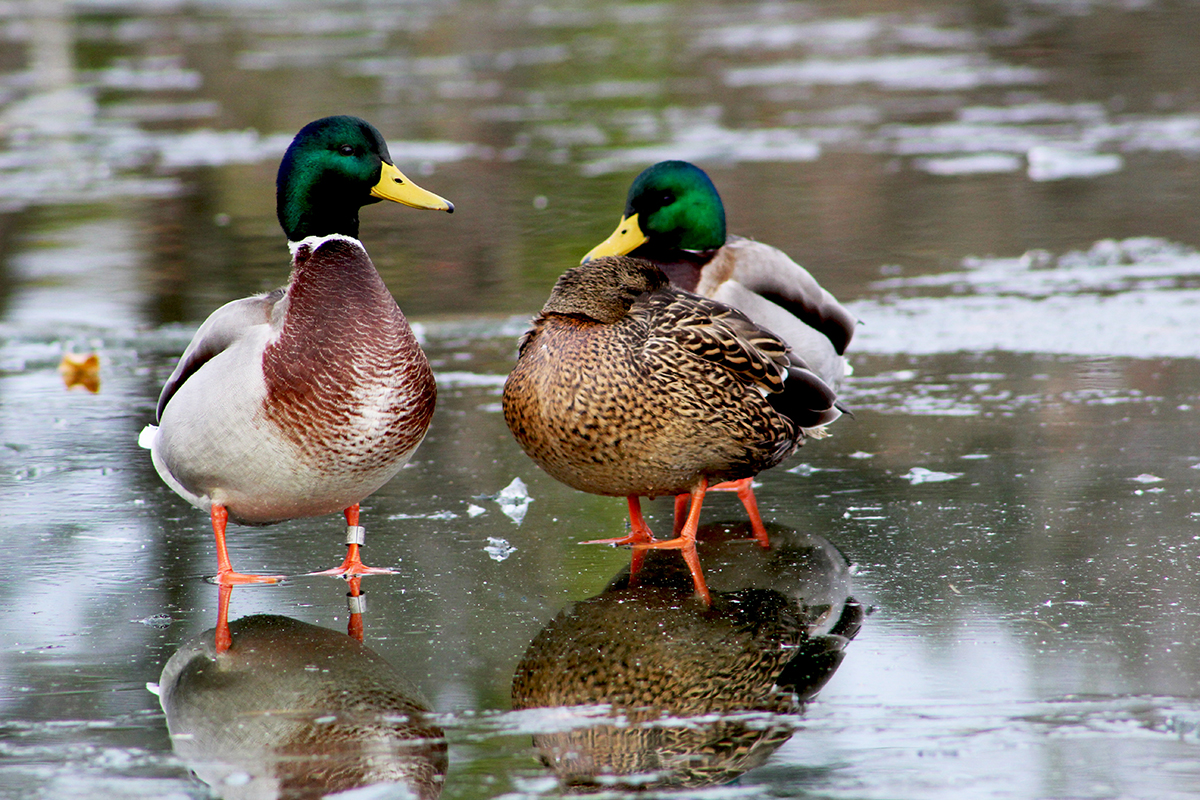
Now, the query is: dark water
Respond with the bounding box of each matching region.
[2,1,1200,798]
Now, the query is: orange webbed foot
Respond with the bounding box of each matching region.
[309,543,395,577]
[310,506,396,577]
[211,570,284,586]
[636,482,712,605]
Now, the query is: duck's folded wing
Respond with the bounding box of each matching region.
[155,289,283,422]
[705,237,856,355]
[644,292,791,393]
[642,290,842,438]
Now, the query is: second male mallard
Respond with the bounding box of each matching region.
[584,161,855,543]
[502,256,838,603]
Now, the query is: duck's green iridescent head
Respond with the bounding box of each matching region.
[276,115,453,242]
[583,160,726,262]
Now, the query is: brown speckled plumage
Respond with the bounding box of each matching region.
[503,256,838,601]
[510,578,859,790]
[583,161,855,551]
[503,256,801,499]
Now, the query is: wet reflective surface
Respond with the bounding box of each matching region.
[2,1,1200,798]
[158,604,447,799]
[510,529,862,791]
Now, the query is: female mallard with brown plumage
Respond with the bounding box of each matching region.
[502,256,838,603]
[583,160,854,544]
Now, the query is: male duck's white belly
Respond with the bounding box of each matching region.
[150,330,419,525]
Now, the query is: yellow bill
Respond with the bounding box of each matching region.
[371,161,454,212]
[581,213,647,263]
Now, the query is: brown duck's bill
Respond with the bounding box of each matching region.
[371,161,455,212]
[582,213,648,262]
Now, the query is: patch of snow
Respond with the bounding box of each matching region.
[1027,146,1123,181]
[495,477,532,525]
[485,537,517,562]
[725,54,1045,91]
[901,467,963,484]
[915,153,1022,175]
[387,511,459,520]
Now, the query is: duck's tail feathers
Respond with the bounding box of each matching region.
[767,361,840,429]
[137,424,158,450]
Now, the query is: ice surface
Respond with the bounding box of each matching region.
[485,537,517,562]
[850,238,1200,357]
[494,477,532,525]
[1027,145,1123,181]
[902,467,964,484]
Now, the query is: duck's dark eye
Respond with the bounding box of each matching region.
[338,145,355,156]
[657,191,675,207]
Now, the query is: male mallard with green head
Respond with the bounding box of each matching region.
[502,256,838,603]
[141,115,453,585]
[583,160,855,543]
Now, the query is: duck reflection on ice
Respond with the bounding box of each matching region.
[156,583,446,800]
[511,524,862,791]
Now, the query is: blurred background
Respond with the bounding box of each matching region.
[5,0,1200,326]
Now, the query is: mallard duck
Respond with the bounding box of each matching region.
[502,256,837,603]
[583,160,855,544]
[157,613,447,799]
[510,528,863,790]
[140,115,453,585]
[512,585,802,789]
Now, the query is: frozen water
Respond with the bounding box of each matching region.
[1027,145,1123,181]
[851,238,1200,358]
[900,467,963,484]
[3,2,1200,799]
[914,152,1023,175]
[484,537,517,562]
[494,477,533,525]
[724,54,1046,91]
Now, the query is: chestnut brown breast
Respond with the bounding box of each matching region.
[263,238,435,475]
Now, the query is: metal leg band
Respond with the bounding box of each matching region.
[345,525,366,545]
[346,592,367,614]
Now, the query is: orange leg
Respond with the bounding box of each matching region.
[633,478,712,604]
[311,505,396,577]
[212,505,284,585]
[709,478,771,548]
[346,576,365,643]
[215,583,233,653]
[673,493,690,536]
